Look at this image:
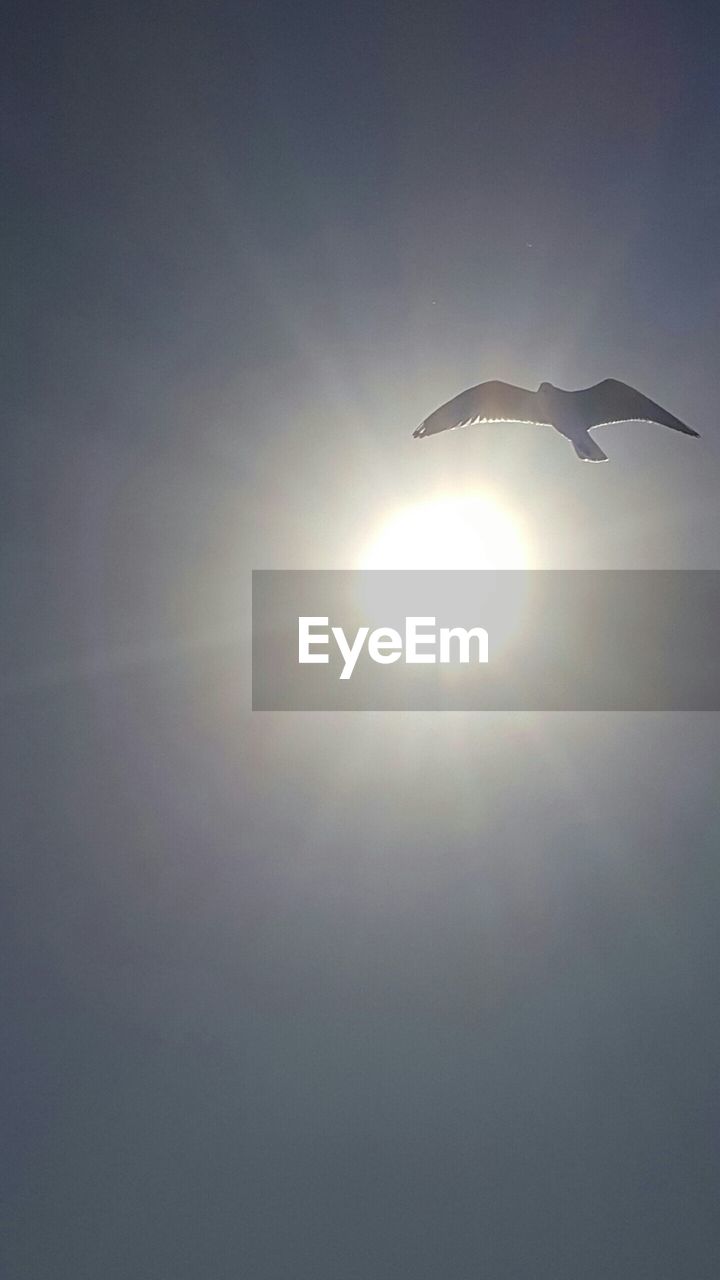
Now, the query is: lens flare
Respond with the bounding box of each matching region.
[360,493,529,571]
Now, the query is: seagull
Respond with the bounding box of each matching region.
[413,378,699,462]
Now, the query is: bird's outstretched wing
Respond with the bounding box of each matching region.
[575,379,699,437]
[413,380,547,439]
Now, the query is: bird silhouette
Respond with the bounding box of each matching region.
[413,378,699,462]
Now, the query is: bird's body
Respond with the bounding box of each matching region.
[413,378,699,462]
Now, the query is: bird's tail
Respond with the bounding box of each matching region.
[573,433,608,463]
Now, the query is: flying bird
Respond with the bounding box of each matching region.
[413,379,699,462]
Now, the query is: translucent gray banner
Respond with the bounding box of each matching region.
[252,571,720,710]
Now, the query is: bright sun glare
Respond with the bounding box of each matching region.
[360,493,529,571]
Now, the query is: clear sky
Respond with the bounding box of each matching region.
[3,1,720,1276]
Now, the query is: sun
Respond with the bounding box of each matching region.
[359,493,529,571]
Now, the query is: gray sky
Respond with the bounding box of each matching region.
[3,1,720,1276]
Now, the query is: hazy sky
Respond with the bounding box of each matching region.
[3,1,720,1276]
